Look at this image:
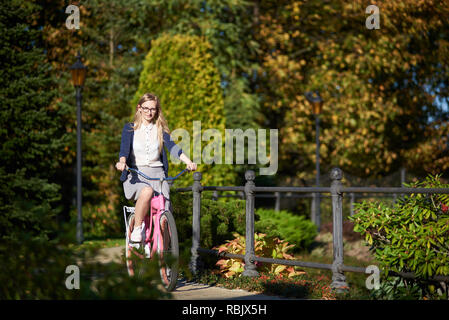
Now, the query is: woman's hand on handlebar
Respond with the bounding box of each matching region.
[186,161,197,171]
[115,161,127,172]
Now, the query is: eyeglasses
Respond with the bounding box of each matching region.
[140,106,157,113]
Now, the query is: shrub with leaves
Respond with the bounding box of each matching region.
[170,191,247,276]
[349,174,449,299]
[70,203,122,239]
[214,232,305,279]
[171,191,246,249]
[0,234,169,299]
[131,33,237,187]
[255,208,317,251]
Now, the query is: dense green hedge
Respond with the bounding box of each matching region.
[172,191,317,252]
[255,208,318,251]
[171,191,246,249]
[171,190,246,276]
[131,33,237,187]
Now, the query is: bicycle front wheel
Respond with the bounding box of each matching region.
[157,210,179,292]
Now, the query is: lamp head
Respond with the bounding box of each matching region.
[305,91,323,115]
[69,52,87,87]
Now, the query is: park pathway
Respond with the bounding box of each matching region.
[92,246,296,300]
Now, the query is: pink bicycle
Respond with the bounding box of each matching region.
[123,168,187,291]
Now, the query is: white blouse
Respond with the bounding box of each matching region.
[131,122,163,167]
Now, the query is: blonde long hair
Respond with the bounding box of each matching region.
[132,93,170,155]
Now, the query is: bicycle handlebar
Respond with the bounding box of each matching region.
[126,166,189,181]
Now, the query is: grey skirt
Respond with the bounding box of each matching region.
[123,166,170,210]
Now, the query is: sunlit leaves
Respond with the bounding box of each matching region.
[349,174,449,282]
[132,33,235,187]
[213,232,304,279]
[255,0,449,180]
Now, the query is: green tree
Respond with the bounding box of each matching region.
[0,0,64,240]
[160,0,262,130]
[131,33,237,187]
[37,1,263,237]
[38,0,155,234]
[253,0,449,182]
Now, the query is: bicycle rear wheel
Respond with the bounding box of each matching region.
[157,210,179,292]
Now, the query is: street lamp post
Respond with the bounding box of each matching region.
[70,52,87,244]
[305,91,323,232]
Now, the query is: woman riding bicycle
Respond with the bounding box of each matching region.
[115,93,197,243]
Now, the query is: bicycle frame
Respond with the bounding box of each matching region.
[146,192,165,258]
[123,168,188,258]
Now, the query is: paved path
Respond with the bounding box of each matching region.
[93,246,296,300]
[171,279,292,300]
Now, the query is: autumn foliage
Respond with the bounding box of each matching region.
[214,233,305,278]
[255,0,449,180]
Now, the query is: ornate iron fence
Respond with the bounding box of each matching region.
[176,168,449,291]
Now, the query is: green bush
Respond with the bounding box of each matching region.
[131,33,237,187]
[69,203,122,239]
[171,191,246,249]
[214,232,305,279]
[0,231,169,299]
[254,208,318,251]
[172,193,318,253]
[349,174,449,299]
[199,199,247,248]
[171,191,246,276]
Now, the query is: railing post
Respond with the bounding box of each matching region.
[274,191,281,211]
[311,192,316,226]
[330,168,348,292]
[311,192,322,231]
[242,170,259,277]
[189,171,203,276]
[350,192,355,216]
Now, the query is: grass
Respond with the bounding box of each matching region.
[69,237,125,251]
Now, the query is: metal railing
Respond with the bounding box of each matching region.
[176,168,449,291]
[208,190,407,223]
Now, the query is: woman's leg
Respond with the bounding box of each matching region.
[134,186,153,228]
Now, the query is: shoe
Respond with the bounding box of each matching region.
[144,243,151,258]
[130,224,143,242]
